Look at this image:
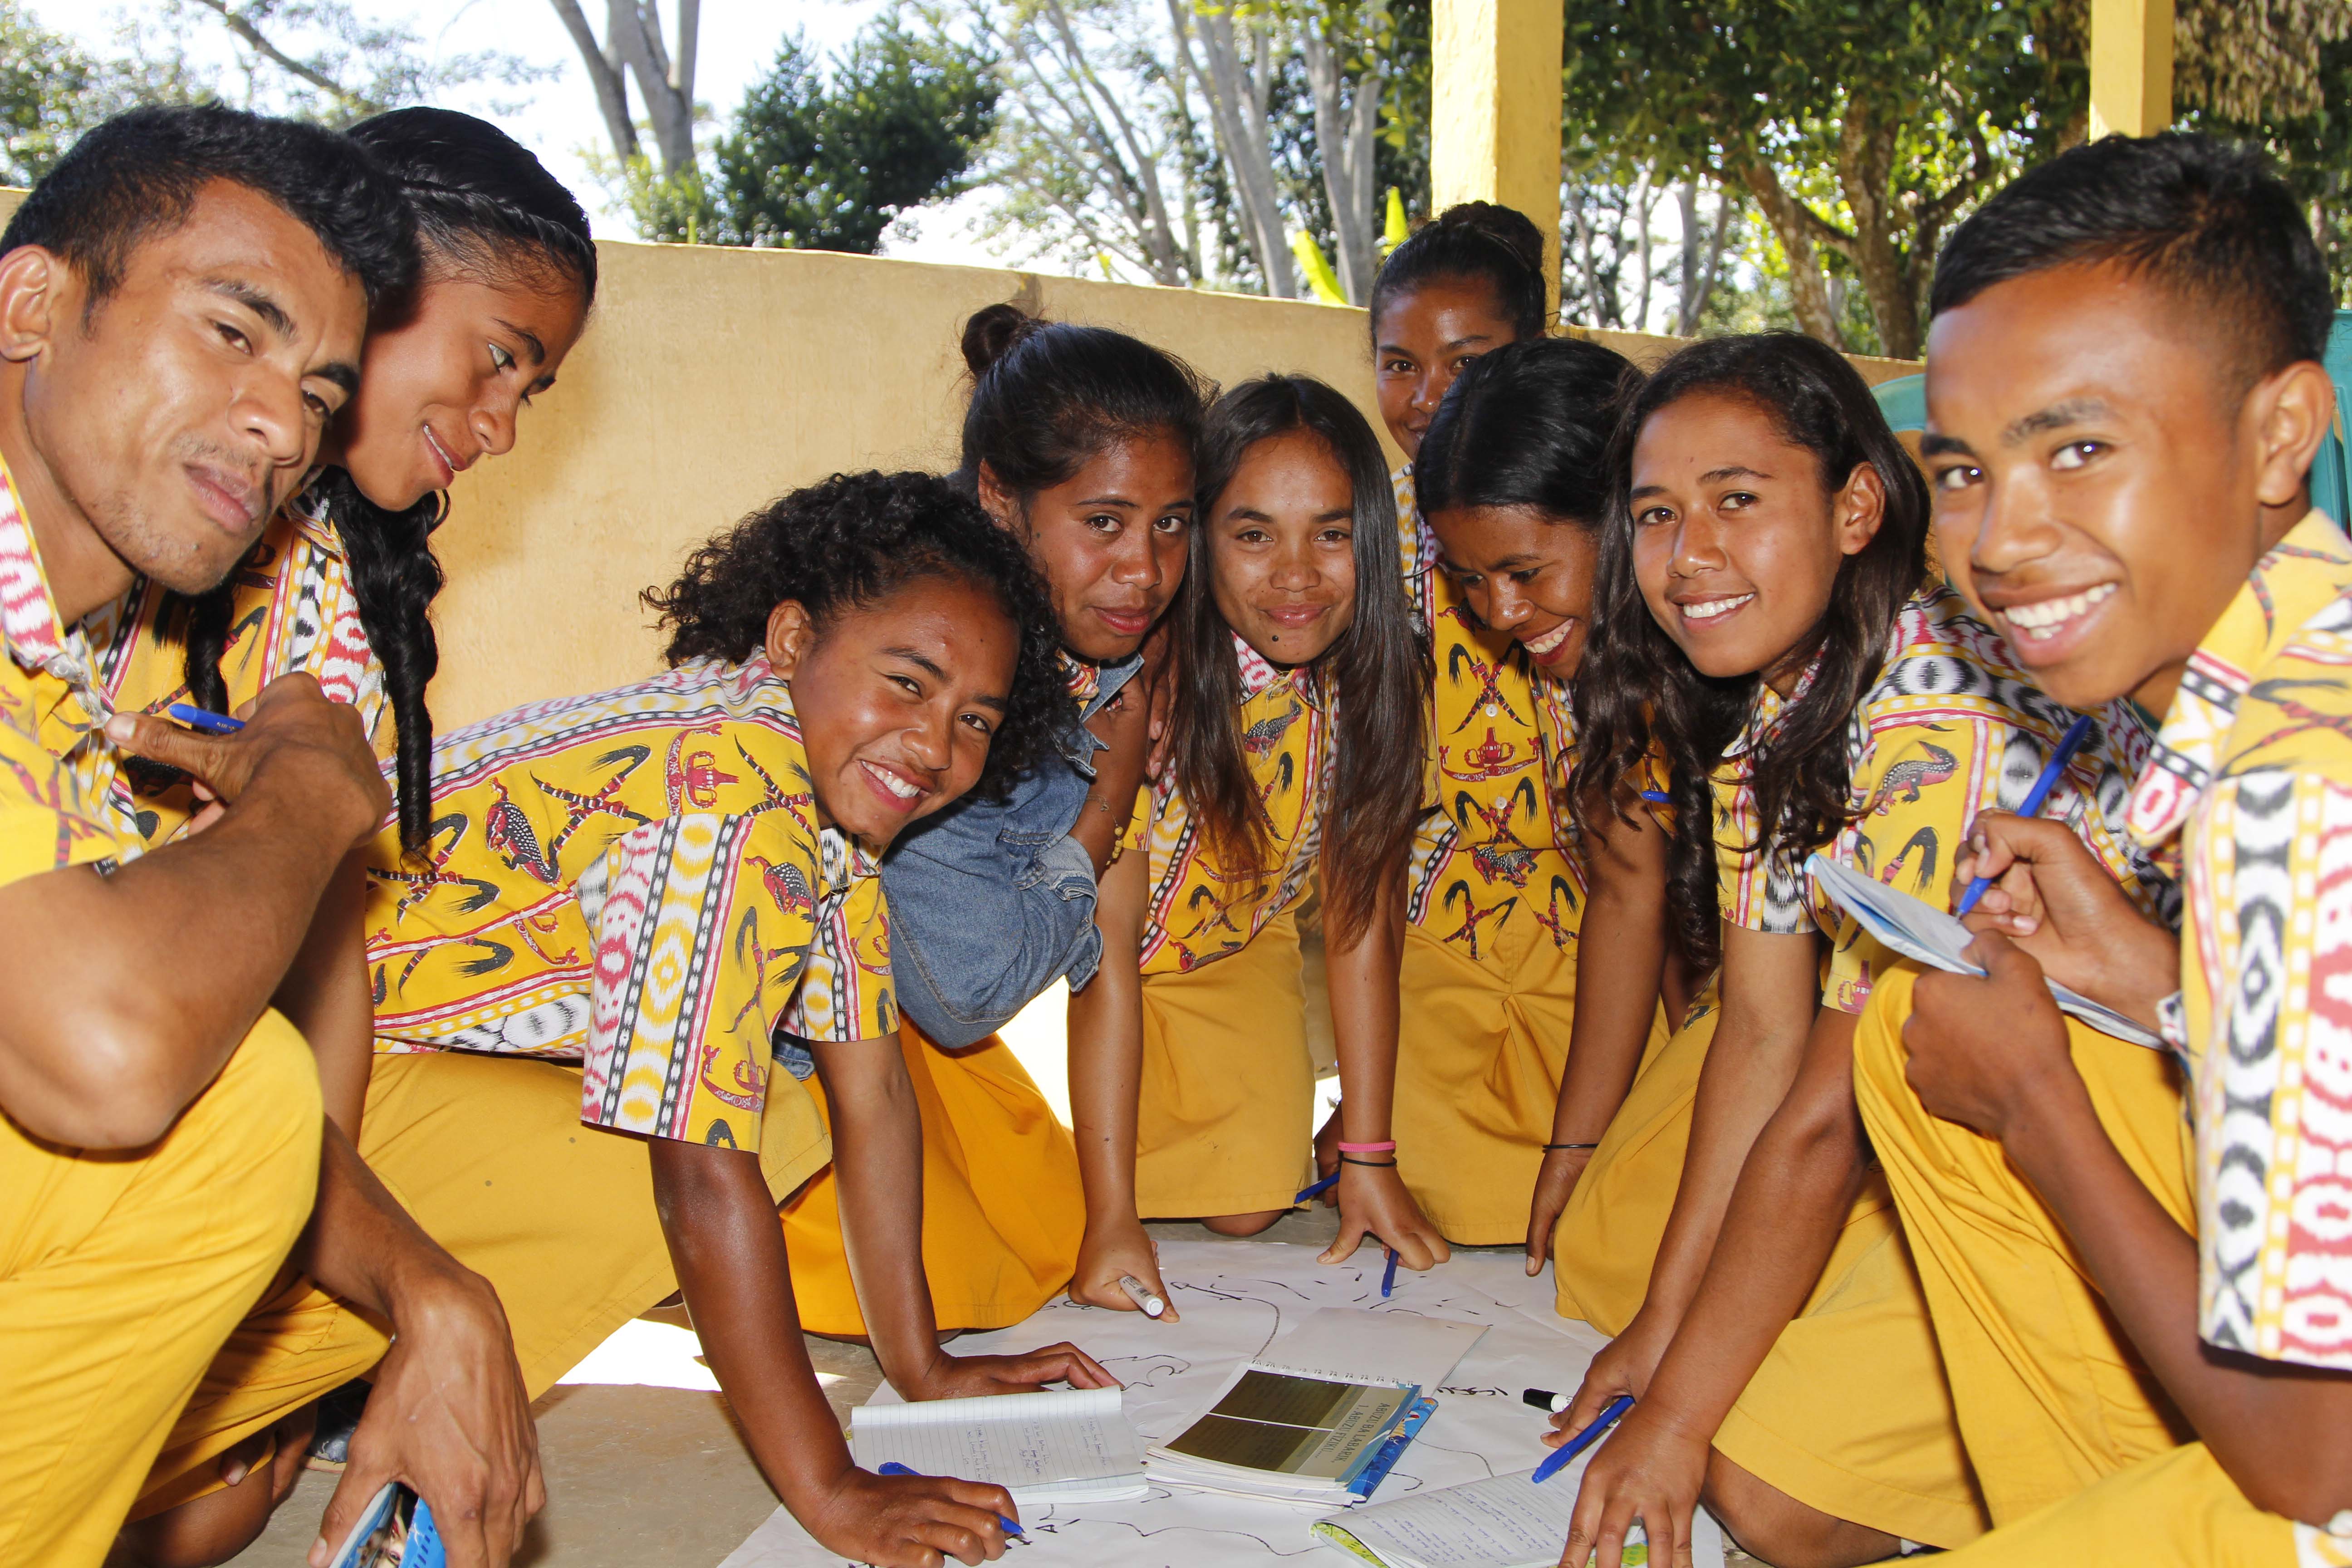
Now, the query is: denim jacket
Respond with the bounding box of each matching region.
[878,653,1142,1049]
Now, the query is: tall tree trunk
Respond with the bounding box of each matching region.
[1736,155,1843,348]
[1832,100,1921,358]
[546,0,639,160]
[1300,16,1379,303]
[608,0,695,173]
[1191,7,1296,297]
[1674,183,1732,337]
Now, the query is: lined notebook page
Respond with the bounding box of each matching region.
[849,1386,1142,1494]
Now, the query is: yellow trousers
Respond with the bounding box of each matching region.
[1553,995,1985,1546]
[781,1022,1085,1335]
[0,1011,321,1568]
[1856,964,2310,1563]
[134,1047,830,1517]
[1135,914,1317,1218]
[1394,914,1668,1243]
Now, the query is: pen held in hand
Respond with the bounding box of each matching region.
[1116,1274,1166,1318]
[1532,1393,1634,1483]
[876,1462,1025,1539]
[1523,1387,1569,1413]
[1295,1171,1338,1204]
[1380,1246,1399,1298]
[1955,713,2095,917]
[166,704,245,735]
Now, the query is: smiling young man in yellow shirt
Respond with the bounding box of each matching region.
[1857,132,2352,1564]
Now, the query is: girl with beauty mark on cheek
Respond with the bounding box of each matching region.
[1068,374,1447,1296]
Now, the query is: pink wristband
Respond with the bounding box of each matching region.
[1335,1140,1397,1154]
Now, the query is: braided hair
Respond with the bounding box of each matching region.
[180,108,596,856]
[643,471,1066,805]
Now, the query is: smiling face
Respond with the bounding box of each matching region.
[1207,428,1359,666]
[980,431,1192,663]
[0,179,366,617]
[767,573,1019,850]
[1427,504,1600,677]
[1374,276,1520,460]
[1629,392,1884,692]
[327,256,588,510]
[1923,260,2327,715]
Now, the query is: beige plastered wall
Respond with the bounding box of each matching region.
[431,238,1917,729]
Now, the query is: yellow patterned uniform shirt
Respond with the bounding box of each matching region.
[1131,634,1329,976]
[88,495,387,850]
[0,458,129,887]
[1396,465,1583,962]
[1715,585,2170,1014]
[364,655,894,1152]
[2122,514,2352,1449]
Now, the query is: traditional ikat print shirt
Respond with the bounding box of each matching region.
[1396,465,1585,963]
[363,655,894,1152]
[1128,634,1330,976]
[2125,513,2352,1401]
[1714,584,2170,1014]
[89,492,387,850]
[0,455,130,888]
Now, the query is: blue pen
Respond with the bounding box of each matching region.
[166,703,244,735]
[1532,1393,1634,1483]
[877,1462,1024,1539]
[1954,713,2095,917]
[1639,789,1672,803]
[1295,1171,1339,1204]
[1380,1245,1399,1298]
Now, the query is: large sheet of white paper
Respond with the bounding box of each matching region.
[720,1242,1722,1568]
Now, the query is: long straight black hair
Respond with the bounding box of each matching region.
[1167,375,1430,948]
[179,107,597,855]
[1570,333,1929,969]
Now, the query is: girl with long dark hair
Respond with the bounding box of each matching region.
[1068,374,1446,1300]
[1364,201,1674,1252]
[1548,333,2171,1566]
[782,304,1207,1338]
[1405,335,1686,1284]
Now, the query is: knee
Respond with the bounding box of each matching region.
[1200,1210,1284,1237]
[1703,1450,1898,1568]
[112,1470,279,1568]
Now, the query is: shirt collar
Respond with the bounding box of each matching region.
[2127,508,2352,846]
[0,452,110,732]
[1721,656,1821,762]
[1233,631,1324,707]
[1060,652,1103,708]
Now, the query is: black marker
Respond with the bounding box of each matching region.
[1523,1387,1569,1413]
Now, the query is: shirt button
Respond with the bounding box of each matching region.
[1484,704,1498,717]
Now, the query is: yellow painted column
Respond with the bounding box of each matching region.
[2089,0,2175,140]
[1430,0,1564,318]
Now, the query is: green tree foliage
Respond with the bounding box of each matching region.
[634,19,998,252]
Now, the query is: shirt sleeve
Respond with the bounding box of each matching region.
[1822,717,2000,1013]
[2188,767,2352,1372]
[1714,769,1809,937]
[0,699,122,887]
[779,871,897,1044]
[577,812,784,1152]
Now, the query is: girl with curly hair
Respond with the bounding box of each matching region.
[1066,374,1446,1312]
[779,304,1207,1343]
[212,472,1097,1568]
[1549,334,2170,1566]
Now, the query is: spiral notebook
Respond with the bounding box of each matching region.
[847,1386,1147,1504]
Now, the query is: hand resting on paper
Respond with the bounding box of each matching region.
[1070,1215,1180,1322]
[1558,1396,1705,1568]
[907,1339,1120,1399]
[1950,813,2176,1032]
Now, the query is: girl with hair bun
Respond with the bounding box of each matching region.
[778,303,1208,1339]
[1549,333,2171,1566]
[1068,373,1447,1307]
[1363,201,1675,1253]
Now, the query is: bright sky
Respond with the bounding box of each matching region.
[39,0,1004,265]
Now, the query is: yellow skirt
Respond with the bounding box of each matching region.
[780,1022,1085,1335]
[133,1048,831,1518]
[1933,1441,2303,1567]
[1552,998,1718,1333]
[1393,911,1670,1243]
[1135,913,1318,1218]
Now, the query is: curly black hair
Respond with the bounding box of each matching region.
[644,470,1065,804]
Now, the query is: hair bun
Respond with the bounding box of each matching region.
[962,302,1046,377]
[1434,201,1545,284]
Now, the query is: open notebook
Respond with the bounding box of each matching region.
[847,1386,1146,1504]
[1806,854,2166,1050]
